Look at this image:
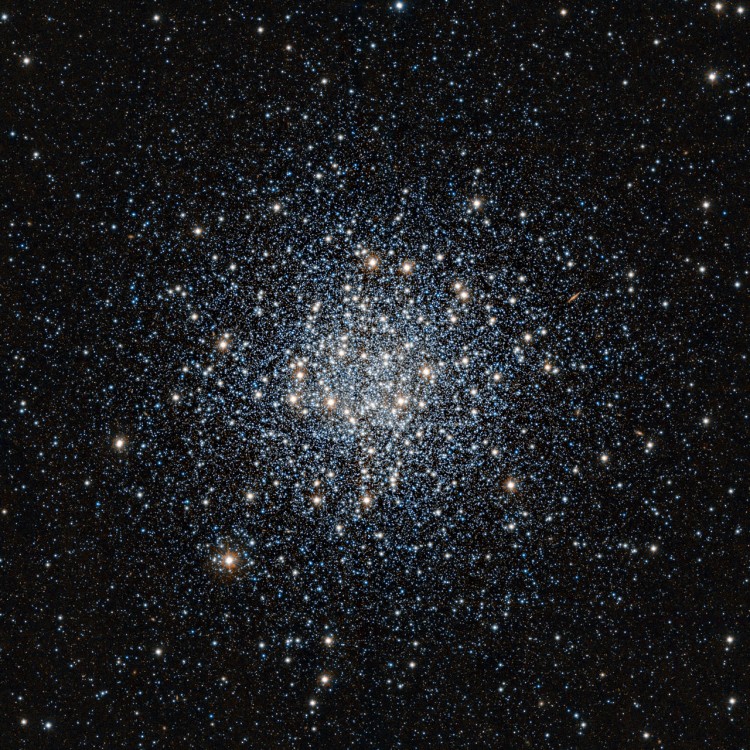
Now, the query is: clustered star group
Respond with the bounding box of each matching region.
[3,2,747,747]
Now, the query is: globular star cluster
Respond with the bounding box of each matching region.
[157,194,601,527]
[2,2,748,748]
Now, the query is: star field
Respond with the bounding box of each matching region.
[2,2,748,748]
